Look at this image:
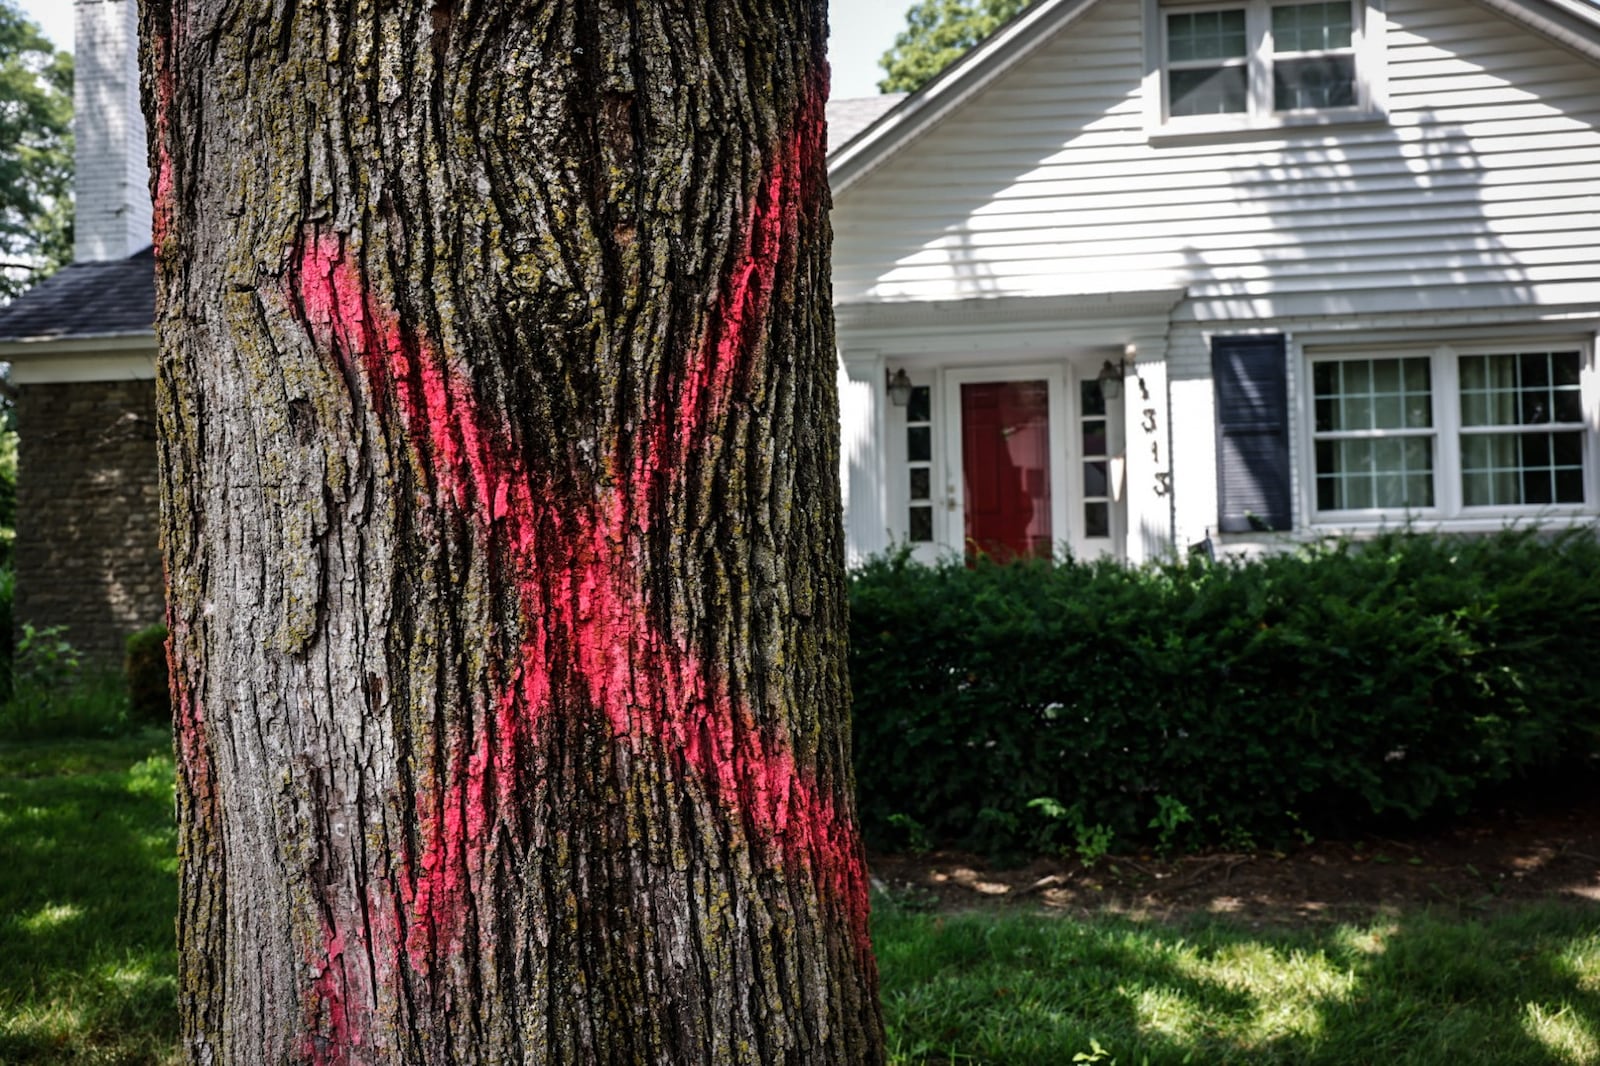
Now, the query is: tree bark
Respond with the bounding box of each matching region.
[143,2,882,1061]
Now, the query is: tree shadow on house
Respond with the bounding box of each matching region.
[1176,105,1540,322]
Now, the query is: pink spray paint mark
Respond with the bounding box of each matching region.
[289,73,869,1055]
[149,25,178,255]
[301,924,360,1065]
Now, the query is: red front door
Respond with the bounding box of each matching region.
[961,380,1052,561]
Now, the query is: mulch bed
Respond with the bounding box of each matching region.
[869,794,1600,926]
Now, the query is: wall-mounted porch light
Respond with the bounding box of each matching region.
[886,368,914,407]
[1096,359,1126,401]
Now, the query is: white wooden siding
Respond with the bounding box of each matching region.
[831,0,1600,317]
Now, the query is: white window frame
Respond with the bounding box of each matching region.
[1143,0,1388,136]
[1301,340,1599,529]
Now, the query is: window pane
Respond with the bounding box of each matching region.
[1080,379,1106,417]
[1315,397,1336,433]
[907,425,931,462]
[1313,361,1337,395]
[909,505,933,543]
[1317,475,1337,511]
[909,467,930,501]
[1341,392,1372,430]
[1272,2,1354,51]
[1520,352,1549,387]
[1460,391,1490,427]
[1555,389,1583,424]
[1405,359,1430,392]
[1553,352,1582,387]
[907,385,931,424]
[1313,357,1431,431]
[1461,351,1584,428]
[1274,55,1356,110]
[1553,431,1583,467]
[1520,389,1552,426]
[1084,460,1109,498]
[1314,435,1434,510]
[1168,9,1247,61]
[1345,359,1371,395]
[1374,395,1401,428]
[1082,421,1107,457]
[1170,66,1248,116]
[1461,430,1585,506]
[1084,501,1111,538]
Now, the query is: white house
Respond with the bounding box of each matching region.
[830,0,1600,566]
[0,0,1596,657]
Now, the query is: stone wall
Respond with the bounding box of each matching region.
[15,379,162,664]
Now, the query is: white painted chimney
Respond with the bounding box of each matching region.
[74,0,151,262]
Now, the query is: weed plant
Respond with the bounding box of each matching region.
[0,625,143,741]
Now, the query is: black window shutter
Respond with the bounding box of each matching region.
[1212,334,1291,533]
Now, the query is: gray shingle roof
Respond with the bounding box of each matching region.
[827,94,907,155]
[0,247,156,343]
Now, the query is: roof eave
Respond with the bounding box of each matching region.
[1469,0,1600,63]
[0,331,157,360]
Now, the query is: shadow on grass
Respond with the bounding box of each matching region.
[0,730,179,1065]
[875,898,1600,1065]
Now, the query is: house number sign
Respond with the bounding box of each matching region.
[1136,375,1172,498]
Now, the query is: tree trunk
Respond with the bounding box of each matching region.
[143,2,882,1061]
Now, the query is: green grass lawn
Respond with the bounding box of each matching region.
[0,730,179,1065]
[875,904,1600,1064]
[3,734,1597,1065]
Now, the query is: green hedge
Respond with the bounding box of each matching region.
[848,529,1600,857]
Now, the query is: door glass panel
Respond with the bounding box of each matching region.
[906,385,931,423]
[909,506,934,543]
[1080,379,1112,539]
[961,381,1051,561]
[1084,501,1111,539]
[905,382,935,542]
[907,425,931,462]
[1084,460,1109,498]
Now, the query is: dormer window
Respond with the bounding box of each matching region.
[1151,0,1382,131]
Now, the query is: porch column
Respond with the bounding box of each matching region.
[839,352,888,565]
[1122,336,1176,563]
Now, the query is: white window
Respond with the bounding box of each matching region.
[1152,0,1381,129]
[904,383,935,543]
[1309,344,1595,523]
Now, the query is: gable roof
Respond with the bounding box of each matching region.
[828,0,1600,195]
[0,247,156,347]
[828,94,907,154]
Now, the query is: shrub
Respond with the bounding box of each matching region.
[848,528,1600,857]
[125,624,170,725]
[0,564,12,700]
[0,625,131,740]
